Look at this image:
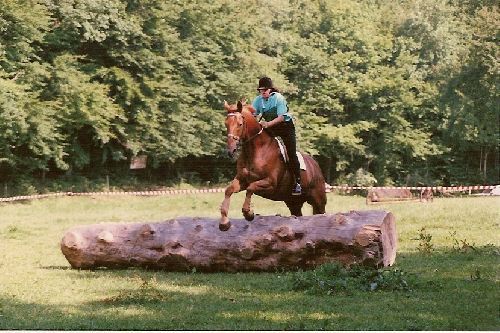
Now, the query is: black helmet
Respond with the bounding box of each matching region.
[258,76,273,89]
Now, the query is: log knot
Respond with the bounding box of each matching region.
[97,231,114,243]
[62,231,86,250]
[273,225,303,242]
[140,224,156,238]
[333,213,348,225]
[240,247,254,260]
[167,241,182,249]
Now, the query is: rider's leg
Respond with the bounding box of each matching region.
[278,122,301,195]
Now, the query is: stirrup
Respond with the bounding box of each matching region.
[292,183,302,196]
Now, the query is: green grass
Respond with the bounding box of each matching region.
[0,193,498,330]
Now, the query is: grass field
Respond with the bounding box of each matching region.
[0,192,498,330]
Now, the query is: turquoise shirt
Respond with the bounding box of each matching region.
[252,92,292,122]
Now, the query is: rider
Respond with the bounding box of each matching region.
[252,76,302,196]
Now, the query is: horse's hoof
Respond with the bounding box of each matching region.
[219,221,231,231]
[243,210,255,221]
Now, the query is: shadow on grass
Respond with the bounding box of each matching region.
[1,249,498,331]
[39,265,73,270]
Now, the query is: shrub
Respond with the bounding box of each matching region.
[417,227,434,254]
[290,263,415,295]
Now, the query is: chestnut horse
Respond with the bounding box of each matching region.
[219,100,327,231]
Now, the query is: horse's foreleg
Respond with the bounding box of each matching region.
[219,179,242,231]
[242,190,255,221]
[242,179,273,221]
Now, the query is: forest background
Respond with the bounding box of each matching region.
[0,0,498,195]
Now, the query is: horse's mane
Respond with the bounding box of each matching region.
[241,104,256,119]
[241,104,264,137]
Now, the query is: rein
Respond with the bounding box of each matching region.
[226,112,263,145]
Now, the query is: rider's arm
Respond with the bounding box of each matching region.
[251,96,262,116]
[262,115,284,128]
[261,94,289,128]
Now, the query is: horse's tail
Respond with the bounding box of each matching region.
[302,153,327,213]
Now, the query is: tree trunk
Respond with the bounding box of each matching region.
[325,156,332,183]
[479,146,483,174]
[61,210,397,272]
[483,150,488,180]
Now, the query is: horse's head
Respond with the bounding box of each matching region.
[224,100,245,159]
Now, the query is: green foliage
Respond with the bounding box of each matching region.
[291,263,415,295]
[0,0,51,73]
[0,0,497,188]
[279,1,452,183]
[437,5,499,183]
[0,77,66,174]
[417,227,434,254]
[448,231,477,253]
[340,168,378,187]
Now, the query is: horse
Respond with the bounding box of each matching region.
[219,100,327,231]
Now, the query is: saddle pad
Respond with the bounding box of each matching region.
[274,137,306,170]
[297,151,306,170]
[275,137,289,162]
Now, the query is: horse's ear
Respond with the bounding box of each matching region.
[223,100,230,111]
[240,98,247,105]
[237,101,243,112]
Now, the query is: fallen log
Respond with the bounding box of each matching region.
[61,210,397,272]
[366,189,413,204]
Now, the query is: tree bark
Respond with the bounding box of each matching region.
[61,210,397,272]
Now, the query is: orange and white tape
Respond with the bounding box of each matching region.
[0,185,496,203]
[326,185,496,191]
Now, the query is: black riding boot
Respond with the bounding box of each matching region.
[292,177,302,195]
[291,163,302,196]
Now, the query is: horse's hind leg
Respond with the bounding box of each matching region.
[307,187,327,214]
[311,201,325,214]
[285,200,304,217]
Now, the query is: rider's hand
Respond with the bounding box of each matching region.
[260,121,268,128]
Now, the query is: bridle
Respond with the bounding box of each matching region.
[226,112,263,145]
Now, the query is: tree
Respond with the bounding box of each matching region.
[0,0,496,190]
[0,0,65,183]
[280,1,443,184]
[439,5,499,183]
